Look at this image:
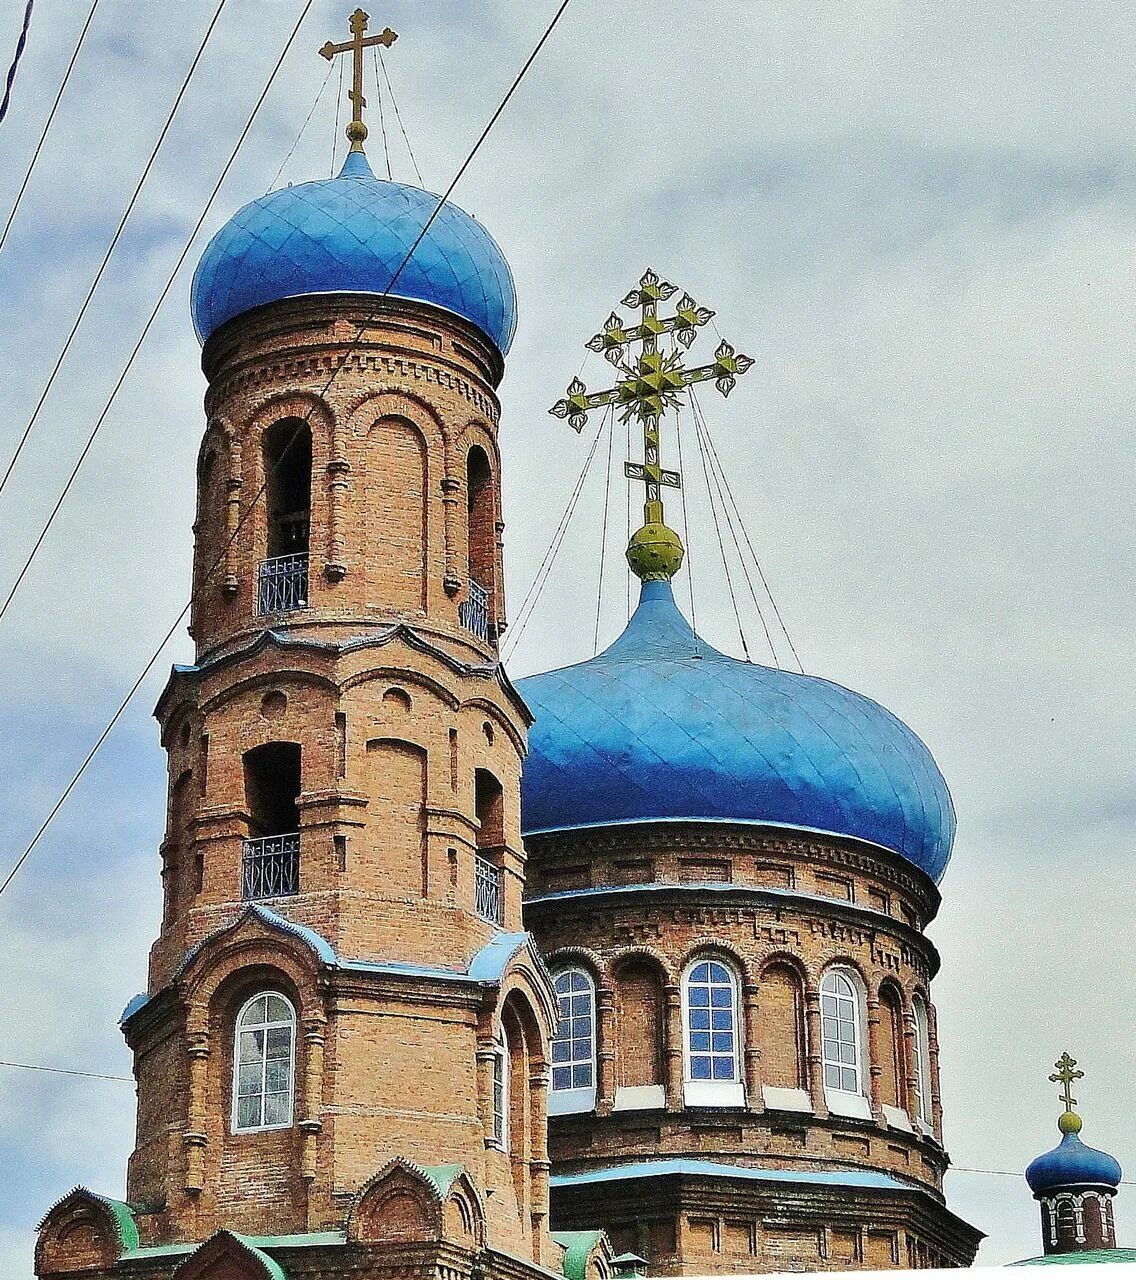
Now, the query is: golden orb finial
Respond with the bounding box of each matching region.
[1058,1110,1083,1135]
[626,522,685,582]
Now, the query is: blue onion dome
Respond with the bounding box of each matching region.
[1026,1112,1123,1196]
[517,579,956,882]
[191,151,517,354]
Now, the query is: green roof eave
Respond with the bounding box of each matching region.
[419,1163,465,1200]
[1010,1249,1136,1266]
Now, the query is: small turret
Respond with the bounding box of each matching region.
[1025,1054,1122,1256]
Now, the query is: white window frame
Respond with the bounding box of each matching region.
[232,990,296,1134]
[549,966,597,1115]
[820,967,872,1120]
[491,1031,508,1151]
[912,994,934,1132]
[682,956,744,1107]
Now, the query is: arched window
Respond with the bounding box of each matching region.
[259,418,311,614]
[820,968,871,1119]
[683,957,743,1106]
[461,446,494,643]
[491,1030,508,1150]
[912,994,933,1128]
[232,992,296,1132]
[549,967,596,1114]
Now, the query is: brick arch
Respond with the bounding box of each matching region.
[36,1190,133,1276]
[246,389,335,442]
[362,737,429,899]
[876,978,907,1111]
[199,668,339,716]
[610,950,667,1094]
[459,695,526,756]
[364,411,431,614]
[678,940,753,987]
[442,1170,486,1247]
[545,946,608,988]
[349,1160,441,1244]
[609,943,675,987]
[173,1231,281,1279]
[756,957,809,1093]
[344,665,462,711]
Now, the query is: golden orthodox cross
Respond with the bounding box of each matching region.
[1049,1052,1084,1113]
[320,9,398,153]
[550,268,753,530]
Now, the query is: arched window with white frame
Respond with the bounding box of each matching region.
[912,994,933,1130]
[820,967,871,1120]
[683,957,744,1107]
[491,1030,509,1150]
[232,991,296,1132]
[549,966,596,1115]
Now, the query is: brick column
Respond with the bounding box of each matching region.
[596,985,615,1114]
[299,1012,326,1185]
[743,981,762,1108]
[442,474,462,596]
[664,983,683,1109]
[183,1019,210,1194]
[805,989,827,1116]
[325,457,350,580]
[223,439,241,595]
[927,1001,944,1138]
[902,1009,920,1122]
[866,993,883,1120]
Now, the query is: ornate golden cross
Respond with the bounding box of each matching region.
[320,9,398,154]
[550,268,753,531]
[1050,1052,1085,1113]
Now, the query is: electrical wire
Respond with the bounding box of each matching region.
[0,0,232,508]
[378,45,424,187]
[0,0,575,901]
[593,405,616,654]
[0,0,34,126]
[0,1059,131,1083]
[624,412,632,621]
[268,57,335,191]
[0,0,318,627]
[690,385,804,673]
[502,401,609,663]
[373,45,393,180]
[0,0,100,256]
[690,393,750,660]
[331,54,344,176]
[673,400,698,635]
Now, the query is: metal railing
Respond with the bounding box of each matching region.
[474,853,503,925]
[257,553,309,615]
[459,577,490,643]
[242,833,300,900]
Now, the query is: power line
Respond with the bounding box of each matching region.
[0,0,318,627]
[0,0,575,901]
[0,1059,131,1084]
[0,0,231,509]
[594,405,616,654]
[372,45,393,181]
[0,0,34,126]
[0,0,100,256]
[268,56,335,192]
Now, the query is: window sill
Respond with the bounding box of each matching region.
[824,1088,873,1121]
[684,1080,745,1108]
[548,1086,596,1116]
[613,1084,666,1112]
[882,1104,914,1133]
[762,1085,813,1114]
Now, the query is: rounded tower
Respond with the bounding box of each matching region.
[36,18,613,1280]
[521,272,982,1272]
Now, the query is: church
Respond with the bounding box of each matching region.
[30,10,1086,1278]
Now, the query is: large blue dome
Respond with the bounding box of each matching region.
[191,151,517,353]
[1026,1127,1123,1196]
[517,579,956,882]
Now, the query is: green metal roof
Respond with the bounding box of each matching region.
[419,1164,466,1200]
[553,1230,607,1280]
[1011,1249,1136,1266]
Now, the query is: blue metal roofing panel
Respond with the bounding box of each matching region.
[1026,1131,1123,1195]
[550,1158,914,1192]
[192,151,517,354]
[518,580,955,882]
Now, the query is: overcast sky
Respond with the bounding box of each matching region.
[0,1,1134,1274]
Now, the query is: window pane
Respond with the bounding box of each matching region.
[824,1063,841,1089]
[841,1067,857,1092]
[266,1058,290,1093]
[264,1092,289,1126]
[711,1008,732,1031]
[237,1062,261,1097]
[552,1066,571,1091]
[239,1030,263,1064]
[265,1027,291,1059]
[573,1016,592,1040]
[712,1032,734,1055]
[710,985,731,1008]
[571,994,589,1017]
[691,1056,711,1080]
[555,972,572,996]
[691,1031,711,1053]
[712,1057,735,1081]
[839,1042,856,1065]
[572,1064,592,1089]
[240,995,267,1027]
[689,1008,710,1031]
[265,994,292,1023]
[821,994,837,1016]
[552,1039,570,1063]
[708,962,728,983]
[237,1095,260,1129]
[691,963,710,983]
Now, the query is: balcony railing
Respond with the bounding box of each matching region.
[242,833,300,900]
[459,578,490,644]
[474,853,503,925]
[257,553,309,615]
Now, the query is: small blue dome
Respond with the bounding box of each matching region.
[1026,1129,1123,1196]
[518,579,956,882]
[191,151,517,354]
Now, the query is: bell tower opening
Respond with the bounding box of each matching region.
[473,768,504,925]
[259,419,312,614]
[242,742,301,899]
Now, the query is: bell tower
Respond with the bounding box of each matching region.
[36,14,611,1280]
